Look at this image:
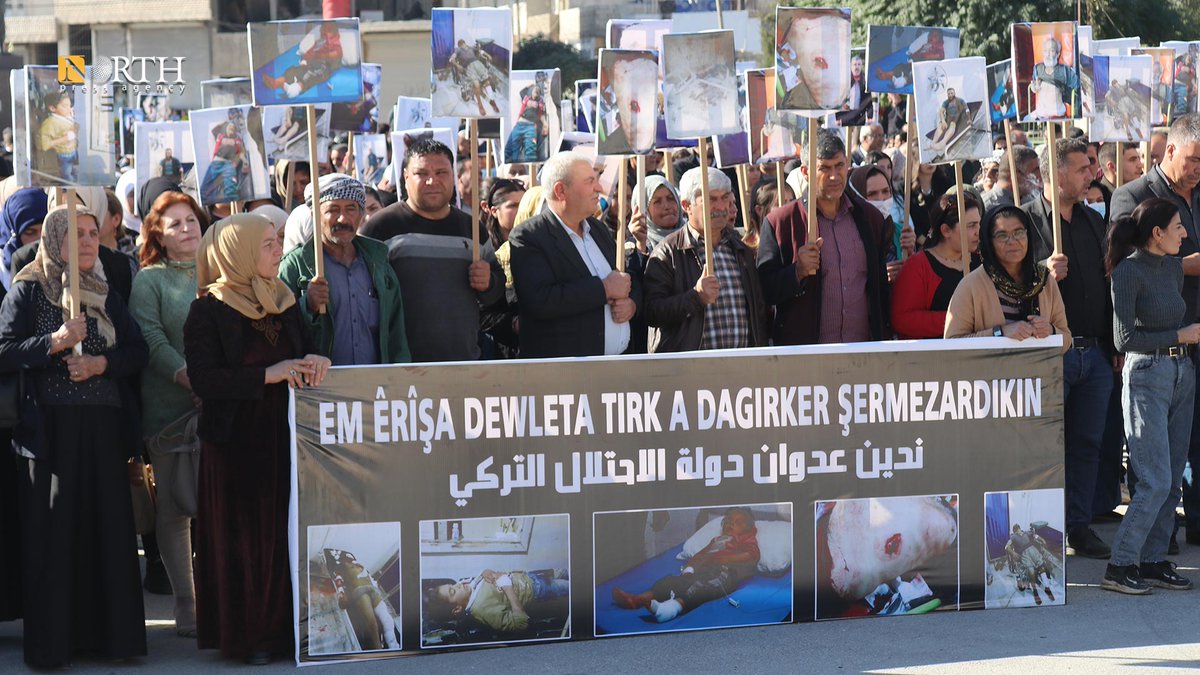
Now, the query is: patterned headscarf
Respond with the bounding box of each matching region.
[196,213,296,320]
[305,172,366,210]
[13,206,116,347]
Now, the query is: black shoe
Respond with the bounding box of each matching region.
[244,651,272,666]
[1067,527,1112,559]
[143,557,173,595]
[1169,532,1180,556]
[1101,564,1152,595]
[1139,560,1194,590]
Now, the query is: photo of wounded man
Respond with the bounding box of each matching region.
[304,523,402,656]
[419,514,570,648]
[595,503,792,636]
[251,19,363,106]
[984,489,1065,609]
[815,494,959,620]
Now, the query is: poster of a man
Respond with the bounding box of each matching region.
[262,104,332,162]
[775,8,851,111]
[1133,48,1175,126]
[984,489,1065,609]
[662,30,740,139]
[1162,41,1200,119]
[866,25,961,95]
[430,7,512,119]
[135,121,194,200]
[503,69,561,163]
[597,50,658,156]
[119,108,143,156]
[250,18,364,105]
[1092,54,1153,143]
[1012,22,1080,121]
[834,49,872,127]
[913,57,991,164]
[987,59,1017,124]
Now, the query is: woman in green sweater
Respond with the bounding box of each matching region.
[128,191,207,637]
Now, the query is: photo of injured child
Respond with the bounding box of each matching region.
[594,503,792,637]
[262,104,332,162]
[1012,22,1079,122]
[503,69,561,163]
[304,523,402,656]
[1133,48,1174,127]
[988,59,1016,124]
[984,489,1065,609]
[419,514,570,648]
[330,62,381,133]
[597,50,658,156]
[815,494,959,620]
[913,57,992,165]
[189,105,270,207]
[775,7,851,111]
[250,18,363,106]
[430,7,512,119]
[1091,55,1153,144]
[662,30,741,139]
[354,133,388,185]
[866,25,961,95]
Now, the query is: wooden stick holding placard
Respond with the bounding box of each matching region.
[347,132,355,178]
[470,119,481,263]
[305,105,326,314]
[775,161,785,208]
[1115,141,1124,188]
[902,97,915,261]
[616,159,628,273]
[806,117,818,244]
[953,160,969,275]
[663,150,675,185]
[1046,122,1062,254]
[66,188,81,355]
[636,153,648,248]
[1004,119,1020,205]
[284,161,296,212]
[485,141,494,178]
[697,137,715,275]
[736,164,750,234]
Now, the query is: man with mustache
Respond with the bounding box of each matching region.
[642,166,768,353]
[757,132,893,344]
[279,173,411,365]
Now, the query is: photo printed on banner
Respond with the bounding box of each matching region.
[354,133,388,185]
[983,489,1065,609]
[1160,41,1200,119]
[1133,48,1174,127]
[262,104,332,162]
[419,514,570,649]
[815,494,960,620]
[503,69,561,164]
[866,25,962,95]
[1091,54,1153,143]
[913,57,992,165]
[594,503,793,637]
[775,7,852,112]
[1012,22,1080,122]
[201,77,254,108]
[306,523,403,657]
[25,65,117,188]
[330,62,382,133]
[134,121,193,199]
[662,30,740,139]
[430,7,512,119]
[189,105,270,207]
[597,51,658,156]
[987,60,1017,124]
[249,18,364,106]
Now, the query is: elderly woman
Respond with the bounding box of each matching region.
[892,191,981,339]
[128,191,208,638]
[0,206,148,668]
[944,205,1069,348]
[629,174,682,258]
[0,187,48,290]
[184,214,330,665]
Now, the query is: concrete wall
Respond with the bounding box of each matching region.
[93,23,212,110]
[362,21,434,103]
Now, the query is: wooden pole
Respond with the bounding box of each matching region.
[953,160,969,275]
[636,153,648,244]
[347,132,356,178]
[663,150,675,184]
[806,117,818,244]
[775,161,784,208]
[1004,119,1020,206]
[470,119,481,262]
[66,189,81,355]
[485,140,494,177]
[616,158,628,273]
[284,160,295,211]
[902,97,915,260]
[1115,141,1124,188]
[697,137,714,275]
[306,105,326,314]
[736,163,751,233]
[1046,122,1062,255]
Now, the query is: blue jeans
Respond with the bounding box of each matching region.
[1111,352,1195,566]
[529,569,569,601]
[1062,347,1113,532]
[504,120,540,163]
[57,151,78,183]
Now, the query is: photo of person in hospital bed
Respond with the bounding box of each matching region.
[304,523,403,657]
[594,503,793,637]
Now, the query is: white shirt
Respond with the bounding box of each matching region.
[551,210,630,356]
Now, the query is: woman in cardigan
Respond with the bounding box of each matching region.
[891,190,981,339]
[943,205,1069,350]
[128,191,208,637]
[0,206,148,668]
[1101,198,1199,594]
[184,214,330,665]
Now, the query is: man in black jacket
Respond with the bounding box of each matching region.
[643,166,766,352]
[508,151,639,358]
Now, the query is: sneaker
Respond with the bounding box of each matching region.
[1101,564,1152,595]
[1067,527,1112,559]
[1139,561,1194,590]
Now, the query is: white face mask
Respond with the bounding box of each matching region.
[868,198,893,218]
[1086,200,1106,218]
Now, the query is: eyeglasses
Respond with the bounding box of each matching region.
[993,228,1028,244]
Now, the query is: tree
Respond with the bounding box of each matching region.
[514,35,598,93]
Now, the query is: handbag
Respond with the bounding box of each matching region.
[128,458,158,536]
[0,371,24,429]
[145,410,200,517]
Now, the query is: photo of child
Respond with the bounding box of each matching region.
[984,489,1066,609]
[419,514,570,648]
[775,8,851,111]
[430,7,512,119]
[866,25,962,95]
[305,522,402,657]
[331,62,382,133]
[597,50,657,156]
[354,133,388,185]
[262,104,332,162]
[26,64,116,188]
[594,503,793,637]
[250,18,364,106]
[503,68,561,163]
[189,105,270,207]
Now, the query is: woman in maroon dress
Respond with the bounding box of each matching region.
[183,213,330,665]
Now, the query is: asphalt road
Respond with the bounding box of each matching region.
[1,518,1197,674]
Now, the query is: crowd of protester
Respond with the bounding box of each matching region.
[0,108,1199,667]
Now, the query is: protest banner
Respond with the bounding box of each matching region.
[1011,22,1080,122]
[866,25,962,96]
[291,338,1066,664]
[775,8,852,112]
[1090,54,1153,144]
[189,105,271,207]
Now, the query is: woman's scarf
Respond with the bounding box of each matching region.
[983,258,1048,301]
[196,213,296,320]
[0,187,48,274]
[634,175,681,250]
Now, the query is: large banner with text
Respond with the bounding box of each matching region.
[290,338,1065,664]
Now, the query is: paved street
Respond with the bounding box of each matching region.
[1,518,1197,673]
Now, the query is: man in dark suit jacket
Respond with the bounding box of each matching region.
[1111,113,1200,547]
[508,151,640,358]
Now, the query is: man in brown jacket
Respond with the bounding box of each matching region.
[643,166,768,352]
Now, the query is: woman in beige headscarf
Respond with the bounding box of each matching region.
[0,205,149,668]
[182,213,329,665]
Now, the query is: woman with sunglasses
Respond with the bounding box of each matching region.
[943,205,1069,349]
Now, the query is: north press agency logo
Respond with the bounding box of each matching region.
[57,55,187,96]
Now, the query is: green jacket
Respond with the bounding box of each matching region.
[279,236,412,364]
